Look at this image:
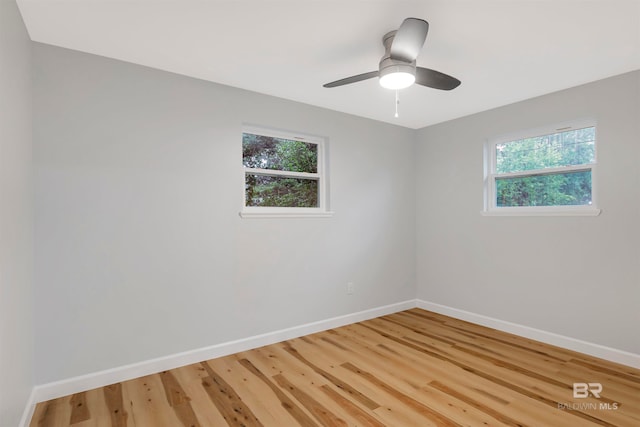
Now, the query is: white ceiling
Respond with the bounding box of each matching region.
[16,0,640,129]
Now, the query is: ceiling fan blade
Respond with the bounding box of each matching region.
[323,71,379,88]
[390,18,429,62]
[415,67,461,90]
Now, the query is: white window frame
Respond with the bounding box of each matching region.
[482,119,601,217]
[240,124,332,218]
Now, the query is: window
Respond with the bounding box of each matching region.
[483,120,600,216]
[240,125,331,218]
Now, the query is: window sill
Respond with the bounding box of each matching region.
[239,211,335,219]
[481,207,601,217]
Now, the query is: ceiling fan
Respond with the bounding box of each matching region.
[323,18,461,91]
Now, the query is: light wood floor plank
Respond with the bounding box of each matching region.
[237,357,320,427]
[85,387,114,427]
[200,360,263,427]
[171,364,230,427]
[124,374,184,427]
[273,373,348,426]
[30,309,640,427]
[282,340,380,410]
[158,370,201,427]
[212,355,304,426]
[319,384,385,427]
[68,392,90,425]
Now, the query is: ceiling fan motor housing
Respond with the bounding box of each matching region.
[379,30,416,88]
[379,58,416,77]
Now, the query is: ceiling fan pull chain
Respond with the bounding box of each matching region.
[395,89,399,118]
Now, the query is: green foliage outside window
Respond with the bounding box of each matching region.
[496,171,592,207]
[495,127,595,207]
[243,133,319,207]
[245,175,318,207]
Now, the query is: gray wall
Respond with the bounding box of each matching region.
[416,71,640,354]
[0,0,34,425]
[33,44,416,384]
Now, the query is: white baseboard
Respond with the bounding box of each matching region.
[416,299,640,369]
[18,388,37,427]
[31,299,415,404]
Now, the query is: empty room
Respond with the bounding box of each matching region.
[1,0,639,426]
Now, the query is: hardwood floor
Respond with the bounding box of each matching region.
[30,309,640,426]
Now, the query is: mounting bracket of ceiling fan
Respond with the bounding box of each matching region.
[323,18,461,91]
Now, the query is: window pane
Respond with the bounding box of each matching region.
[496,127,595,174]
[245,175,318,207]
[243,133,317,173]
[496,170,592,207]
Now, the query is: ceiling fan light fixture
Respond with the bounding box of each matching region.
[379,64,415,90]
